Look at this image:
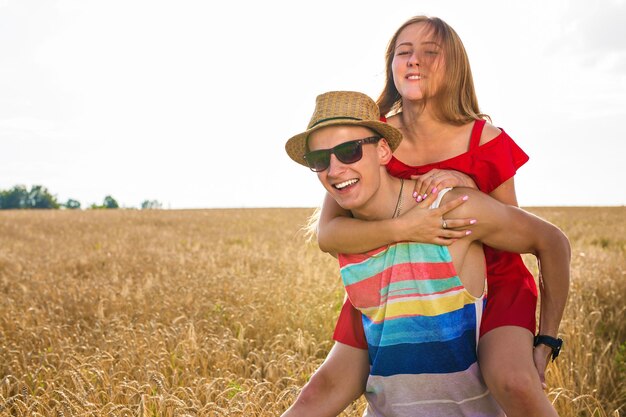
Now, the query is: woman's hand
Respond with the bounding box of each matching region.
[411,169,478,202]
[533,344,553,390]
[395,191,475,246]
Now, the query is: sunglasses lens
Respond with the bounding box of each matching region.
[304,139,369,171]
[334,141,362,164]
[304,150,330,172]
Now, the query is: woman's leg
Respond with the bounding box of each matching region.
[478,326,559,417]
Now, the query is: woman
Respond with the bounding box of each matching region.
[316,16,560,416]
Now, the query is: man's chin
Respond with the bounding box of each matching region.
[334,196,359,212]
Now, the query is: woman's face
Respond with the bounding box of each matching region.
[391,22,445,102]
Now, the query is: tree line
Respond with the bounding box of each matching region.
[0,185,162,210]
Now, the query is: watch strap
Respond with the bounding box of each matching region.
[534,335,563,361]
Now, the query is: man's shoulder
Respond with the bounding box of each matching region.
[440,187,494,216]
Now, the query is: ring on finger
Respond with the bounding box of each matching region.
[442,219,448,229]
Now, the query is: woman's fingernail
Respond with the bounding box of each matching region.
[432,187,437,193]
[462,195,469,201]
[422,194,428,200]
[470,219,477,224]
[465,230,472,235]
[416,195,422,202]
[413,191,418,198]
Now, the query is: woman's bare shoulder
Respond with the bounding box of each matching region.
[479,121,503,145]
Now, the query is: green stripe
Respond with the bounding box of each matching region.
[340,243,452,286]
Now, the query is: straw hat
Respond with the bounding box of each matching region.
[285,91,403,167]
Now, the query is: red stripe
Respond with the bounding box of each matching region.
[344,261,457,308]
[339,247,387,267]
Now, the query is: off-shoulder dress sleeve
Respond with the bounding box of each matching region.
[470,131,529,194]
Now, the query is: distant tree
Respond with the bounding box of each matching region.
[0,185,58,209]
[103,195,119,209]
[64,199,81,209]
[0,185,29,209]
[28,185,59,209]
[141,199,162,210]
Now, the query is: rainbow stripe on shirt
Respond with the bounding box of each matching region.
[338,242,503,417]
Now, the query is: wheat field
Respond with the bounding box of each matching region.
[0,207,624,416]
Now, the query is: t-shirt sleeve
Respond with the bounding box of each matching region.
[472,131,529,194]
[333,296,368,350]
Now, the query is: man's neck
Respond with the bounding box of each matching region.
[351,175,405,221]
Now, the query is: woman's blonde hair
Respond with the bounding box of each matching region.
[303,207,321,242]
[377,15,489,124]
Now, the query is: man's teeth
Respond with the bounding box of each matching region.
[335,179,358,189]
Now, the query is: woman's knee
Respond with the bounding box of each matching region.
[492,369,539,399]
[478,327,540,396]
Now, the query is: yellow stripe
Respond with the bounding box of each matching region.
[362,291,476,322]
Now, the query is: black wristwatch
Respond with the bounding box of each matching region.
[534,335,563,361]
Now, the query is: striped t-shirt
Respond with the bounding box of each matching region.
[338,242,504,417]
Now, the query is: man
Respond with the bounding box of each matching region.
[281,91,570,416]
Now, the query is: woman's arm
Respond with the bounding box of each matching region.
[490,176,569,382]
[317,190,473,256]
[445,188,571,380]
[488,177,519,206]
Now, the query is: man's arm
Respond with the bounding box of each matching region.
[280,342,369,417]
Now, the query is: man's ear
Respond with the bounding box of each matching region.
[377,138,393,165]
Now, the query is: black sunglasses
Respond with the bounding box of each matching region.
[303,136,382,172]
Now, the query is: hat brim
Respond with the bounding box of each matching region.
[285,120,402,167]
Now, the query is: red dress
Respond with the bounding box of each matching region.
[333,119,538,349]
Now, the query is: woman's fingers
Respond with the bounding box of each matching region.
[440,218,476,229]
[434,194,475,236]
[411,176,428,202]
[412,170,480,202]
[416,187,439,207]
[440,228,471,239]
[436,193,469,215]
[412,172,439,202]
[434,178,456,193]
[434,237,456,246]
[434,227,472,246]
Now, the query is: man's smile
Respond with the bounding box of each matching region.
[333,179,359,190]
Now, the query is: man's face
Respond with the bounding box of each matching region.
[307,125,384,213]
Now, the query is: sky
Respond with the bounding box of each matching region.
[1,0,625,209]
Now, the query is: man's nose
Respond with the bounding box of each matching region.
[327,153,345,176]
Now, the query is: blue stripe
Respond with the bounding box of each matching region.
[367,329,478,376]
[341,243,452,286]
[362,303,478,347]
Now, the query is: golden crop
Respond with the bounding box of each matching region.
[0,207,624,416]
